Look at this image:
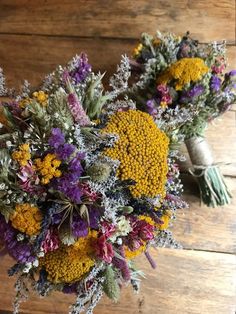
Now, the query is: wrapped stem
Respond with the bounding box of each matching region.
[185,136,231,207]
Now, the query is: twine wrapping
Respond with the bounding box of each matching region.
[184,136,231,207]
[185,136,214,167]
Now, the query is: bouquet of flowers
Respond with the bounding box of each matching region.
[0,54,186,313]
[130,31,236,207]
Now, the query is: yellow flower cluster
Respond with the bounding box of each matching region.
[10,203,42,236]
[124,245,145,260]
[157,57,209,90]
[138,214,169,230]
[159,214,170,230]
[103,110,169,198]
[19,90,48,108]
[40,231,98,283]
[12,143,31,167]
[138,215,155,226]
[32,91,48,107]
[35,153,61,184]
[133,43,143,57]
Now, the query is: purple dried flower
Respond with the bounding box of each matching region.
[56,143,75,160]
[48,128,65,149]
[68,153,84,176]
[112,246,131,281]
[228,70,236,76]
[63,283,78,294]
[210,75,221,92]
[55,175,83,203]
[71,216,89,238]
[0,216,35,263]
[144,250,157,269]
[180,85,204,102]
[69,53,91,84]
[146,99,157,116]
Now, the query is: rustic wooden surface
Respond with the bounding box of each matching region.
[0,0,235,42]
[0,1,236,313]
[1,248,236,314]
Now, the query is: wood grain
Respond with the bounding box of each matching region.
[0,248,235,314]
[0,34,235,90]
[0,0,235,42]
[0,34,136,89]
[173,177,236,253]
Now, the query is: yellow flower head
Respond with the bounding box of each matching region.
[32,91,48,107]
[40,231,97,283]
[157,57,209,90]
[19,90,48,108]
[10,203,42,236]
[12,143,31,167]
[133,43,143,57]
[35,153,61,184]
[124,245,146,260]
[159,213,170,230]
[102,110,169,199]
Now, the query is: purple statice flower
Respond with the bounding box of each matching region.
[71,215,89,238]
[69,53,92,84]
[228,70,236,77]
[53,151,85,203]
[210,75,221,92]
[56,143,75,160]
[0,216,35,263]
[180,85,204,102]
[67,93,90,126]
[55,174,83,203]
[68,152,84,175]
[48,128,65,149]
[63,283,78,294]
[146,99,157,116]
[89,207,100,229]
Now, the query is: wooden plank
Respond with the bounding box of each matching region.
[172,177,236,254]
[0,34,137,90]
[0,248,236,314]
[0,34,235,90]
[0,0,235,42]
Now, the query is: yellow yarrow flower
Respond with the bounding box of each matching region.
[10,203,42,236]
[157,57,209,90]
[124,245,146,260]
[138,215,156,226]
[12,143,31,167]
[35,153,61,184]
[40,231,98,283]
[102,110,169,199]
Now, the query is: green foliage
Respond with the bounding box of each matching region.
[103,266,120,302]
[47,89,74,132]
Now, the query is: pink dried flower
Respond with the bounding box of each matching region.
[95,235,114,263]
[81,183,99,202]
[101,221,116,238]
[41,228,60,253]
[18,161,41,193]
[68,93,90,126]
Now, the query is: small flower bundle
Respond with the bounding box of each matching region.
[0,54,186,313]
[131,31,236,207]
